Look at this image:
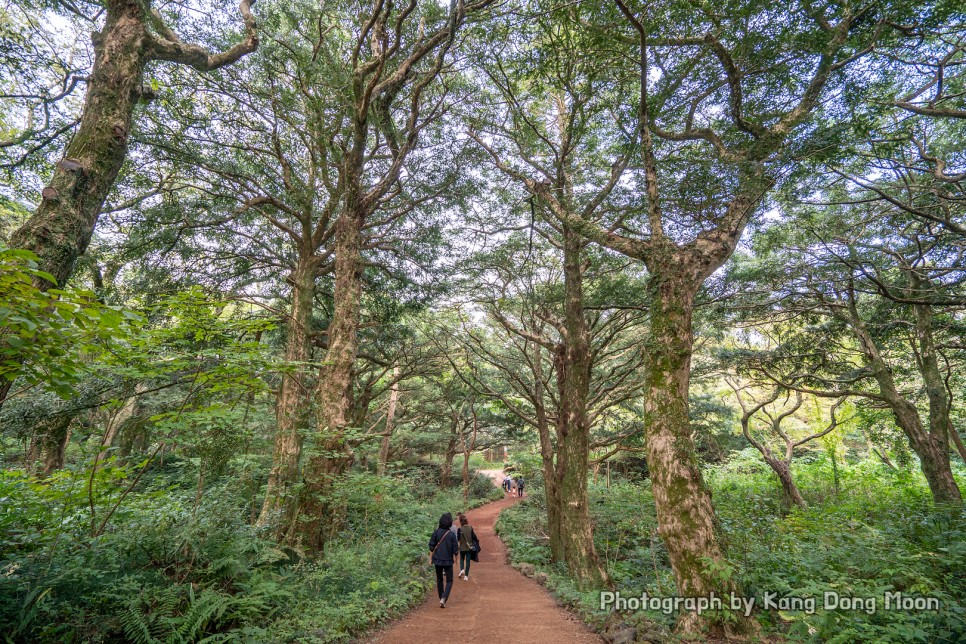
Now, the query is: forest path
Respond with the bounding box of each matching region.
[363,472,602,643]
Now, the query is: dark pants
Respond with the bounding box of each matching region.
[435,564,453,599]
[519,485,524,498]
[459,551,472,576]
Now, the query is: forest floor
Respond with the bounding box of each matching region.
[363,470,602,643]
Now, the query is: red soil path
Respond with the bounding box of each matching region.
[365,474,602,644]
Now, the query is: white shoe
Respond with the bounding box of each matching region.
[440,598,446,608]
[464,575,469,581]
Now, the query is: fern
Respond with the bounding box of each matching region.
[120,607,157,644]
[174,589,230,642]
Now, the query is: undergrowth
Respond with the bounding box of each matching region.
[0,461,502,643]
[497,453,966,643]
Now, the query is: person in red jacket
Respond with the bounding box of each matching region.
[428,512,459,607]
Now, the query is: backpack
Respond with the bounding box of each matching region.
[460,525,481,561]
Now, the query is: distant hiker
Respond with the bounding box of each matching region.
[503,475,512,493]
[456,513,479,581]
[428,513,459,608]
[517,475,525,498]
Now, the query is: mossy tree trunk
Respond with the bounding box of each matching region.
[282,0,486,554]
[642,267,748,636]
[259,257,319,530]
[36,414,75,478]
[533,342,564,562]
[853,314,962,503]
[8,0,257,291]
[288,212,362,551]
[8,1,150,291]
[767,457,807,509]
[1,0,257,410]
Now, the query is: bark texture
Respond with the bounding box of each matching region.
[8,0,257,292]
[853,316,962,503]
[551,230,608,588]
[37,414,75,477]
[642,271,743,637]
[288,212,362,551]
[258,260,317,530]
[9,1,150,290]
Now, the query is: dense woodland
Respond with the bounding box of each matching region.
[1,0,965,642]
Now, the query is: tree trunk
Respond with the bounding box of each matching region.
[289,212,362,551]
[258,259,316,530]
[551,230,608,588]
[94,383,144,465]
[533,340,564,562]
[950,421,966,465]
[461,408,478,505]
[8,1,149,292]
[853,320,962,503]
[909,425,962,504]
[36,414,74,477]
[441,418,458,486]
[0,1,149,415]
[766,457,806,509]
[376,367,401,476]
[643,272,748,637]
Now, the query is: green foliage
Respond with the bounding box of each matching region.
[712,456,966,643]
[498,460,966,643]
[0,461,502,643]
[0,247,141,398]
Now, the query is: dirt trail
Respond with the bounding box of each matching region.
[365,472,602,643]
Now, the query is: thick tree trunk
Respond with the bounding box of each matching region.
[289,212,362,551]
[8,1,149,292]
[376,367,400,476]
[551,230,607,588]
[258,259,316,530]
[644,273,749,637]
[908,423,962,504]
[0,2,149,415]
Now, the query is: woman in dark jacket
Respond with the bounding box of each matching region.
[428,512,459,607]
[456,513,479,581]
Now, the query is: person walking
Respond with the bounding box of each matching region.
[428,513,459,608]
[456,513,479,581]
[517,475,525,498]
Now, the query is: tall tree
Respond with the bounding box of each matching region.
[7,0,258,290]
[728,192,966,503]
[0,0,258,408]
[452,232,646,588]
[480,0,914,636]
[284,0,496,552]
[467,3,636,588]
